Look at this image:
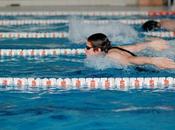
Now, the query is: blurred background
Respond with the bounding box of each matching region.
[0,0,173,7]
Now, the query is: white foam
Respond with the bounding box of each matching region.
[68,17,138,45]
[112,106,174,112]
[84,55,125,70]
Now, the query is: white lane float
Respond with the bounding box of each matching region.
[0,77,174,91]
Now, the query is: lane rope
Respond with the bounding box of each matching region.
[0,32,174,38]
[0,19,160,25]
[0,32,68,38]
[0,49,85,57]
[0,11,174,16]
[0,77,174,91]
[142,31,175,37]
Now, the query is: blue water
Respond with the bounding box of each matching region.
[0,14,175,130]
[0,90,175,130]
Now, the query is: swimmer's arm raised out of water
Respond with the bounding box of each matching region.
[128,57,175,69]
[119,38,169,52]
[107,52,175,69]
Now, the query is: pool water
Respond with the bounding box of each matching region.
[0,90,175,130]
[0,14,175,130]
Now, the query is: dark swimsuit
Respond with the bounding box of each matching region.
[108,46,137,56]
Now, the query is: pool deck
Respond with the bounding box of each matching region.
[0,5,172,12]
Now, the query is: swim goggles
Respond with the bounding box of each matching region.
[86,46,93,50]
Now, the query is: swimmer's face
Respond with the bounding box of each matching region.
[85,41,101,55]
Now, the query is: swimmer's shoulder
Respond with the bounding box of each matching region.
[107,50,123,58]
[106,50,131,65]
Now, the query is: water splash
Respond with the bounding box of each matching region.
[68,17,138,45]
[84,55,126,70]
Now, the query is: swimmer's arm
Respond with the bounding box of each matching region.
[160,20,175,31]
[119,39,169,52]
[128,56,175,69]
[118,42,150,52]
[107,52,175,69]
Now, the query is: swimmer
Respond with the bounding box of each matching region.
[85,33,175,69]
[142,19,175,31]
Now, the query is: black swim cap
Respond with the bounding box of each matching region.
[142,20,160,31]
[87,33,111,53]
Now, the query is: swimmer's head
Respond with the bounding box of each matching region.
[86,33,111,55]
[142,20,160,31]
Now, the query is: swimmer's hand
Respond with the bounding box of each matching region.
[148,38,169,51]
[151,57,175,69]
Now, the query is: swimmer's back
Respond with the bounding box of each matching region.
[107,47,135,65]
[108,46,136,57]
